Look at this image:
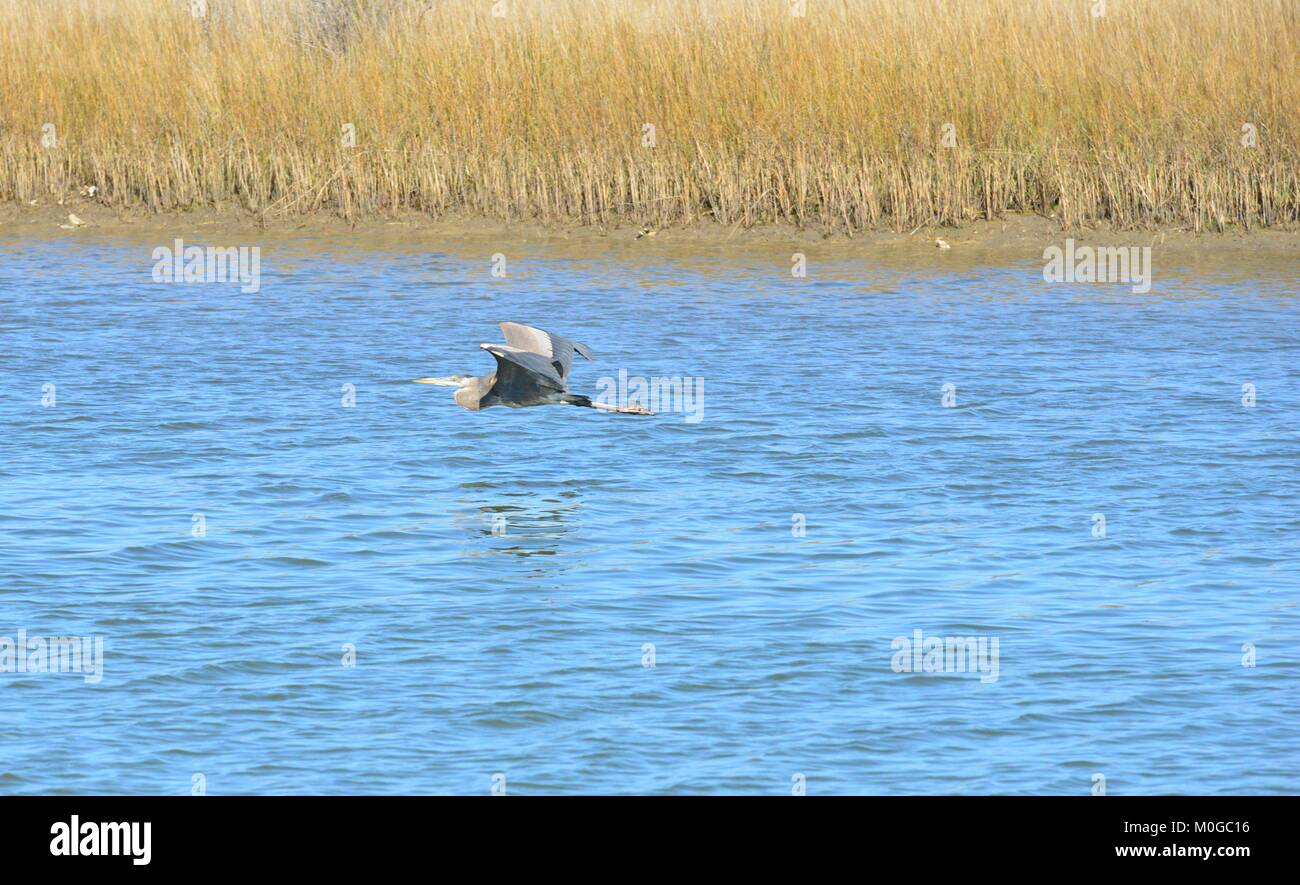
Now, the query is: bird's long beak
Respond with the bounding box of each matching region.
[413,376,466,386]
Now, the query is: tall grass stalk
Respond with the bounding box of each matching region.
[2,0,1295,232]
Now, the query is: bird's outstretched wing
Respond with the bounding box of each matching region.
[499,322,594,383]
[481,343,567,401]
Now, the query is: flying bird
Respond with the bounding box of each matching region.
[416,322,652,415]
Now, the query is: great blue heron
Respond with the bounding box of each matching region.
[415,322,652,414]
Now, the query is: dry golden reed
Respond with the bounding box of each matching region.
[1,0,1296,232]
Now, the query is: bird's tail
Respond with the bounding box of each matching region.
[563,394,653,415]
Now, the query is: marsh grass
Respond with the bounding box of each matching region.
[2,0,1296,232]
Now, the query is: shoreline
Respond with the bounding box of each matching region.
[3,203,1298,266]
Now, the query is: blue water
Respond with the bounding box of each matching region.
[1,232,1296,794]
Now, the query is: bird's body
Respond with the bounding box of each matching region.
[416,322,651,415]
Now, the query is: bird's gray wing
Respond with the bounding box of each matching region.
[499,322,594,383]
[482,343,567,401]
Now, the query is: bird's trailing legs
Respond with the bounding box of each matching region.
[561,394,654,415]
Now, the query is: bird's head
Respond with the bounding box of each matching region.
[414,374,480,409]
[415,374,474,387]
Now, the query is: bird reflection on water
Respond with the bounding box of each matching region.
[458,485,584,565]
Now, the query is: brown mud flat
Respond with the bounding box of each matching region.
[3,202,1297,274]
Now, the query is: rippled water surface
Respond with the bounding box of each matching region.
[1,231,1297,794]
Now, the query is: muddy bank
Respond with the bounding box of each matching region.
[2,201,1297,269]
